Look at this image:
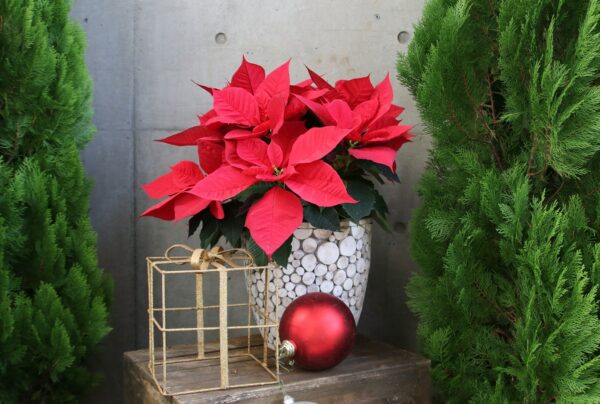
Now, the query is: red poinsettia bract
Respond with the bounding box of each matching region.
[142,161,223,221]
[142,57,412,259]
[297,72,413,171]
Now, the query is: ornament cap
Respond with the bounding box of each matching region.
[279,339,296,360]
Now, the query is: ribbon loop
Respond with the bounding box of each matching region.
[164,244,255,270]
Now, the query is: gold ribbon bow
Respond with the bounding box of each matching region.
[164,244,254,270]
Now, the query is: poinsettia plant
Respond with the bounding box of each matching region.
[142,58,412,265]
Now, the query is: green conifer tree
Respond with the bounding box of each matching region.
[398,0,600,401]
[0,0,112,402]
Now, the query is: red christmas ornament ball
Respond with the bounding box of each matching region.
[279,292,356,370]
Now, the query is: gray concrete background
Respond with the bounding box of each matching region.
[71,1,428,402]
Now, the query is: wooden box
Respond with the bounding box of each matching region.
[124,335,431,403]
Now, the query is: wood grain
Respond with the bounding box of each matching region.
[124,335,431,403]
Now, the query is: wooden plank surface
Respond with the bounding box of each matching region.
[124,336,431,403]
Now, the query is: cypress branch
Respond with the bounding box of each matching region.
[399,0,600,401]
[0,0,111,402]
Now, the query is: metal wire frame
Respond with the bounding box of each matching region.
[146,247,281,397]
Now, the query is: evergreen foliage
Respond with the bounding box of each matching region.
[0,0,111,402]
[399,0,600,401]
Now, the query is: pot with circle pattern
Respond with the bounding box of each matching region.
[248,219,372,347]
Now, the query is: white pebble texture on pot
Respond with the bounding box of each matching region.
[249,219,372,346]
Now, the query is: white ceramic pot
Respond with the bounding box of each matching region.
[248,219,372,346]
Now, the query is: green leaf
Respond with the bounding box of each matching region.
[373,190,389,216]
[87,297,111,346]
[221,202,245,247]
[353,160,385,184]
[373,209,392,233]
[272,235,293,267]
[199,218,220,248]
[371,190,391,232]
[246,236,269,267]
[221,214,244,247]
[236,182,274,202]
[303,204,340,231]
[0,297,14,341]
[246,234,293,267]
[49,321,75,376]
[355,159,399,182]
[188,212,202,237]
[342,180,376,222]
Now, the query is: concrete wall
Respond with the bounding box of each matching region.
[72,1,428,402]
[71,1,135,402]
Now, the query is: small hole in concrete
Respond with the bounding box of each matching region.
[374,13,381,20]
[397,31,411,44]
[215,32,227,45]
[393,222,407,233]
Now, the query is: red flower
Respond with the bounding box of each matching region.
[141,161,223,221]
[157,125,226,174]
[202,59,291,138]
[297,72,413,170]
[190,123,357,257]
[191,124,355,204]
[142,57,413,260]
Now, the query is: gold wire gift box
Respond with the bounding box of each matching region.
[147,244,281,396]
